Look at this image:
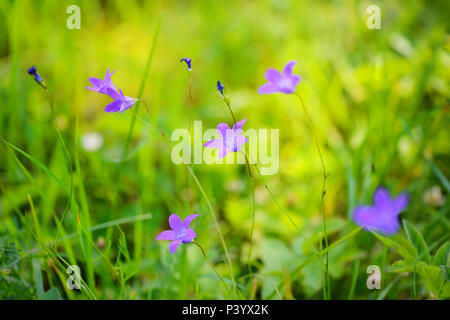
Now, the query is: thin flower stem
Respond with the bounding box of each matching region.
[223,99,255,287]
[192,241,231,295]
[123,14,162,161]
[186,166,238,298]
[240,150,256,281]
[44,89,75,243]
[185,73,193,215]
[130,109,160,133]
[187,73,193,133]
[125,107,239,298]
[249,159,319,255]
[319,232,327,299]
[224,100,237,127]
[294,91,330,299]
[317,227,362,256]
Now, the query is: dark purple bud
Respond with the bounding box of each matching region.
[180,58,192,71]
[28,65,37,75]
[27,65,44,84]
[217,81,225,96]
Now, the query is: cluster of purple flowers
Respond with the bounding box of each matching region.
[85,68,137,113]
[82,59,410,253]
[26,57,410,255]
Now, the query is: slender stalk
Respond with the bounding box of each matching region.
[251,162,319,255]
[45,86,96,290]
[222,98,255,286]
[187,166,238,297]
[317,227,362,256]
[45,89,74,244]
[294,91,330,299]
[223,100,237,127]
[192,241,231,295]
[225,97,323,297]
[185,72,193,217]
[187,73,193,133]
[242,152,255,280]
[319,232,327,299]
[123,14,162,160]
[348,258,360,300]
[126,106,239,298]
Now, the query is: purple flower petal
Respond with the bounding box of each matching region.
[219,146,232,159]
[182,229,196,243]
[353,205,378,230]
[183,214,199,228]
[169,240,182,254]
[232,135,248,151]
[119,98,136,113]
[232,119,247,133]
[104,100,121,112]
[156,230,176,240]
[258,83,279,95]
[391,193,409,214]
[203,139,222,148]
[217,123,231,138]
[289,74,302,87]
[373,187,391,207]
[169,214,183,233]
[282,60,297,76]
[106,88,121,101]
[104,67,115,81]
[264,68,282,83]
[89,77,103,89]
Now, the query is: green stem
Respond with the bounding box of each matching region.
[44,89,74,245]
[123,14,162,160]
[192,241,231,296]
[242,152,255,281]
[317,227,362,256]
[295,91,330,298]
[224,100,237,127]
[348,258,360,300]
[252,162,319,255]
[124,108,239,298]
[187,166,238,297]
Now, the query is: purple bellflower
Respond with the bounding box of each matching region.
[203,119,248,159]
[180,58,192,71]
[353,187,409,235]
[156,213,199,254]
[258,60,301,94]
[27,65,45,87]
[85,67,117,94]
[104,88,137,113]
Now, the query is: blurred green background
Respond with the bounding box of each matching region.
[0,0,449,299]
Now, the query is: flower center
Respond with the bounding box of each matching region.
[176,227,187,240]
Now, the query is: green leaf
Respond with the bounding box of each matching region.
[440,282,450,299]
[416,262,445,299]
[403,220,431,263]
[372,232,417,261]
[387,259,415,273]
[32,258,44,299]
[432,242,450,267]
[41,287,62,300]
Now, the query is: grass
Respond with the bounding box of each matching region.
[0,0,449,300]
